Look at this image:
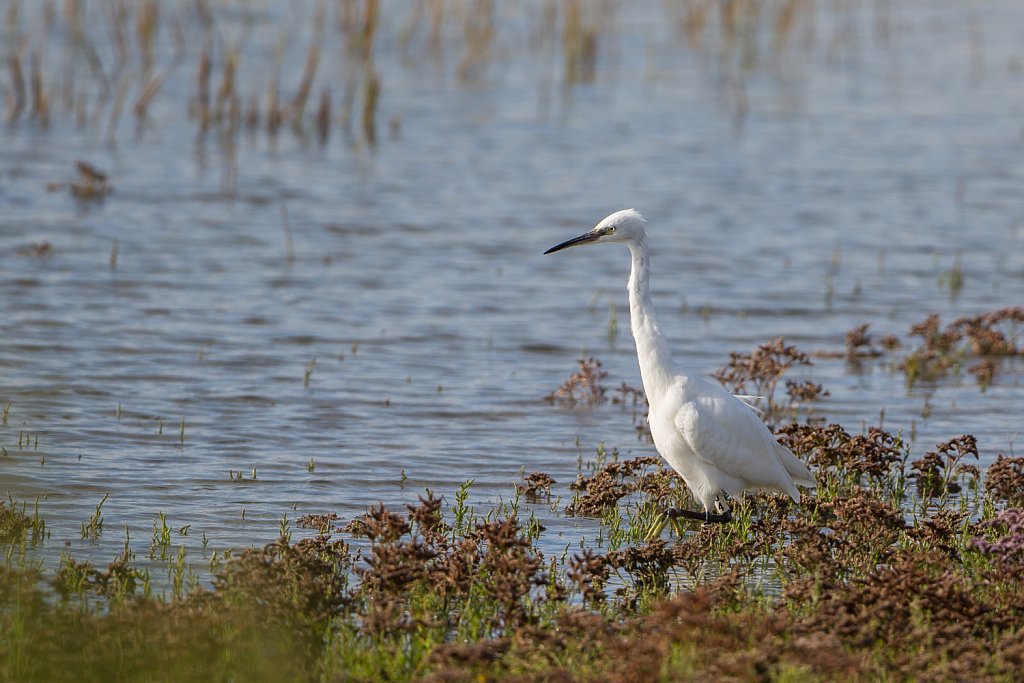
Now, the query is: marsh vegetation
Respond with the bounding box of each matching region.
[4,312,1024,680]
[4,411,1024,680]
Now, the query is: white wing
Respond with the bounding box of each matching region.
[733,394,764,415]
[673,391,804,501]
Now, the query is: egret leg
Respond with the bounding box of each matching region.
[651,494,733,533]
[664,507,732,524]
[644,506,730,541]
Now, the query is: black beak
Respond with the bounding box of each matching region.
[543,231,599,255]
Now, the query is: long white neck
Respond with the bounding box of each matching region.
[626,235,679,404]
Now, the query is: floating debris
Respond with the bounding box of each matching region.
[47,161,114,199]
[16,241,53,258]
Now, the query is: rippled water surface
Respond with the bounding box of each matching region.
[1,1,1022,577]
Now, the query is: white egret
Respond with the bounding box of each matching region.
[545,209,815,523]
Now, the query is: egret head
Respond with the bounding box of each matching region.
[544,209,647,254]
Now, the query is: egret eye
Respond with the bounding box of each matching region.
[607,226,616,234]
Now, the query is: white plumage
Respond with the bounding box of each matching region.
[545,209,815,520]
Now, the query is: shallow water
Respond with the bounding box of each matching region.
[1,1,1022,581]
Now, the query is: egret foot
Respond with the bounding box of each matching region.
[644,505,732,541]
[664,507,733,524]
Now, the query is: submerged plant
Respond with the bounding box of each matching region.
[49,161,114,199]
[81,493,109,541]
[545,356,608,405]
[900,308,1024,386]
[0,496,47,546]
[514,472,556,500]
[844,323,883,359]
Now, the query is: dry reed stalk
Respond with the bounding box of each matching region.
[196,46,211,134]
[104,0,129,67]
[360,0,379,61]
[361,64,379,144]
[285,43,321,122]
[774,0,805,52]
[133,71,166,119]
[266,78,282,135]
[562,0,598,84]
[29,51,48,125]
[227,92,240,137]
[67,6,110,97]
[106,73,131,142]
[6,53,25,122]
[316,88,331,144]
[137,0,159,71]
[458,0,494,81]
[213,46,236,124]
[679,0,711,47]
[244,92,260,131]
[429,0,444,52]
